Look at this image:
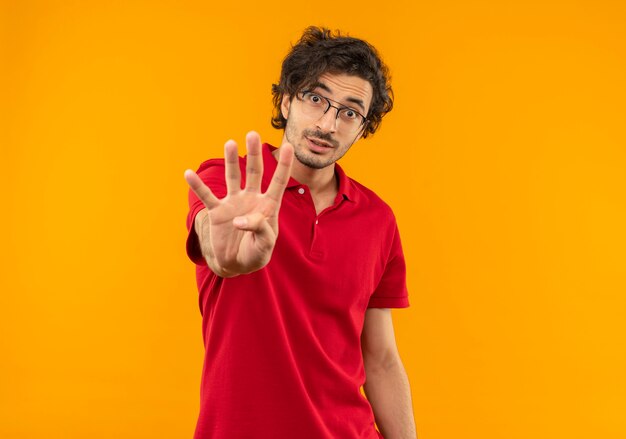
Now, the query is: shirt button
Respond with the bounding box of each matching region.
[315,219,319,225]
[298,188,305,195]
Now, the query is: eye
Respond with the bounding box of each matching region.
[308,93,323,104]
[340,108,358,120]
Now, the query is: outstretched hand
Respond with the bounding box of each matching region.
[184,131,294,277]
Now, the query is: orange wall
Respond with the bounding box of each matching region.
[2,1,625,438]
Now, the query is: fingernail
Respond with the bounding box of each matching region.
[233,217,248,227]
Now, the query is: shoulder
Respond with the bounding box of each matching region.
[193,156,244,198]
[195,156,246,179]
[347,176,396,222]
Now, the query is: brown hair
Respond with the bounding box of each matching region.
[271,26,393,138]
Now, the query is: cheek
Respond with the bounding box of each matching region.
[284,116,300,141]
[287,113,303,133]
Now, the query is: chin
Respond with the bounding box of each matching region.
[294,149,333,170]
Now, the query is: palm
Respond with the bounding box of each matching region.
[207,191,279,271]
[185,132,294,276]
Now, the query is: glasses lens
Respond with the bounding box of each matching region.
[299,92,326,119]
[299,92,364,133]
[337,109,362,132]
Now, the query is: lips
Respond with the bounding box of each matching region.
[306,136,333,148]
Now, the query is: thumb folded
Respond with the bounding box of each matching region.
[233,212,269,233]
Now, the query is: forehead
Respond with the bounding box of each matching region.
[313,72,373,113]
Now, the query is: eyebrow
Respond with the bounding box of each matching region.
[309,81,366,113]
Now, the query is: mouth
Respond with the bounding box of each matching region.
[305,136,334,151]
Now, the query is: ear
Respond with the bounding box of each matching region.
[281,94,291,120]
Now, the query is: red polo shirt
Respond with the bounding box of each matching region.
[186,143,409,439]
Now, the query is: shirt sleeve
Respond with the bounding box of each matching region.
[185,159,228,265]
[367,221,410,308]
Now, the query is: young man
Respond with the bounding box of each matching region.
[184,26,417,439]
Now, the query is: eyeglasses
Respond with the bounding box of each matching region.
[296,91,367,134]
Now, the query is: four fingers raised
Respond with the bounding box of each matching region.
[185,134,295,211]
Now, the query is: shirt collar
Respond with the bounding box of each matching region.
[261,143,356,203]
[333,159,356,203]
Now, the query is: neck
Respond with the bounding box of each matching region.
[292,159,338,195]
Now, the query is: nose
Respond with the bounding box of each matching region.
[315,107,338,133]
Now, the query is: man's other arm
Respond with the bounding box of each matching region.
[362,308,417,439]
